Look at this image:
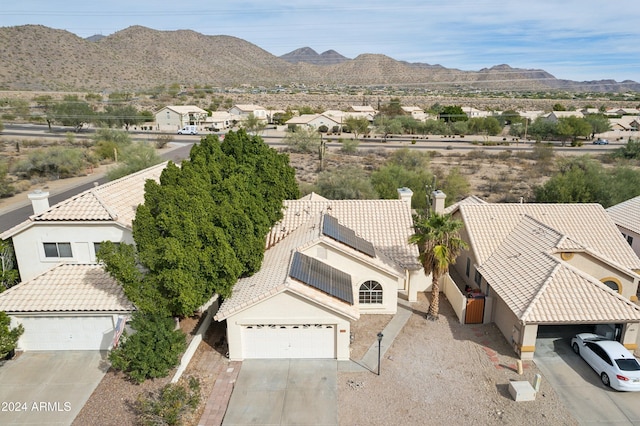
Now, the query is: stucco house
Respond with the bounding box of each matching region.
[154,105,208,132]
[543,110,584,123]
[0,163,167,350]
[401,106,428,121]
[607,195,640,258]
[214,190,429,361]
[445,196,640,360]
[229,104,268,121]
[285,113,342,131]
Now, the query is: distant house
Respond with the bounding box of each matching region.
[285,113,341,130]
[444,195,640,360]
[401,106,428,121]
[348,105,377,114]
[543,111,584,122]
[205,111,233,130]
[606,108,640,116]
[607,195,640,258]
[0,163,168,351]
[461,106,490,118]
[155,105,208,132]
[229,104,268,121]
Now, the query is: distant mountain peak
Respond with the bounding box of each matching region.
[280,47,349,65]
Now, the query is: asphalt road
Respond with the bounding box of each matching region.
[0,141,194,234]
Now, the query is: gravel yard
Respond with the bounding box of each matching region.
[338,293,577,426]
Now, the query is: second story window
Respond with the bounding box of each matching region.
[43,242,72,258]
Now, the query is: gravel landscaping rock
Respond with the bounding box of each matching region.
[338,293,578,426]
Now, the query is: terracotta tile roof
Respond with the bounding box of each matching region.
[215,214,360,321]
[268,199,420,270]
[0,264,134,313]
[607,195,640,235]
[460,203,640,269]
[475,212,640,324]
[1,162,167,239]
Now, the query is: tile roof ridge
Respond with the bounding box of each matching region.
[519,261,562,322]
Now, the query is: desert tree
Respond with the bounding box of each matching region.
[409,212,467,319]
[344,116,370,139]
[240,112,266,135]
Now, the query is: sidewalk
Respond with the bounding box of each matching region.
[339,298,414,373]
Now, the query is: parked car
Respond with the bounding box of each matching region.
[178,125,198,135]
[593,138,609,145]
[571,333,640,391]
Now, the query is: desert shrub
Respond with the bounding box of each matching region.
[12,146,85,179]
[340,138,359,154]
[93,128,133,160]
[284,126,321,153]
[611,138,640,160]
[136,376,201,426]
[0,311,23,358]
[109,312,186,384]
[106,142,163,181]
[318,125,328,133]
[156,135,173,149]
[315,166,378,200]
[0,161,15,198]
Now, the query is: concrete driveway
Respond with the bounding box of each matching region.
[0,351,108,425]
[223,359,337,426]
[535,336,640,425]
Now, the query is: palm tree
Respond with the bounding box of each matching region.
[409,212,467,320]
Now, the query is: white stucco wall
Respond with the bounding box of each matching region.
[225,291,352,361]
[301,242,399,314]
[11,224,132,281]
[556,252,639,299]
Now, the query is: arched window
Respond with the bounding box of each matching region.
[601,278,621,293]
[359,280,383,304]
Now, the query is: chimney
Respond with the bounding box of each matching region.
[28,190,50,215]
[431,190,446,214]
[397,187,413,208]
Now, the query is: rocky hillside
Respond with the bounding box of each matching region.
[0,25,638,93]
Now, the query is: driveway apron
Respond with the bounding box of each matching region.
[0,351,108,425]
[222,359,337,426]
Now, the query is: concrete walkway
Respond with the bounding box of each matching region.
[339,298,414,373]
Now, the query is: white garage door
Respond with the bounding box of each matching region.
[18,316,115,351]
[242,324,335,359]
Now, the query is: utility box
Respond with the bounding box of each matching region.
[508,381,536,401]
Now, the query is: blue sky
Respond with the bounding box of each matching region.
[3,1,640,83]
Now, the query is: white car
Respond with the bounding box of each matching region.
[571,333,640,391]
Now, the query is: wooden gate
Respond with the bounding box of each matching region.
[465,296,485,324]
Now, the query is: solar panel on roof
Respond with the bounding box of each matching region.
[322,215,375,257]
[289,251,354,305]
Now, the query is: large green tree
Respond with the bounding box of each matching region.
[99,130,298,318]
[440,106,467,123]
[409,212,467,319]
[583,114,611,138]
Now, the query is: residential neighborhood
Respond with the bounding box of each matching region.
[1,98,640,425]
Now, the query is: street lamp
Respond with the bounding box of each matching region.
[377,332,383,376]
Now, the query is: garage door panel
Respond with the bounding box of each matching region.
[242,324,335,359]
[18,316,115,351]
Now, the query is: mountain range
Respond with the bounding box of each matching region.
[0,25,637,93]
